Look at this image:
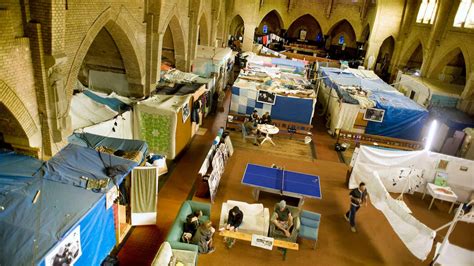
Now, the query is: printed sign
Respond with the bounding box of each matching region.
[106,185,119,210]
[251,234,274,250]
[45,226,82,266]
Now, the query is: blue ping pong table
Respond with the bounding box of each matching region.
[242,164,322,206]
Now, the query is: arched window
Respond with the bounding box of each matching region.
[416,0,438,24]
[453,0,474,28]
[338,35,345,45]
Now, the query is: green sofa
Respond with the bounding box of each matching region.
[165,200,211,251]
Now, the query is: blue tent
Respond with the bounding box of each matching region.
[0,139,143,265]
[320,67,428,140]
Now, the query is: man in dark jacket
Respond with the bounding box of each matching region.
[344,182,368,232]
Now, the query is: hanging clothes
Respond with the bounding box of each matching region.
[192,100,201,124]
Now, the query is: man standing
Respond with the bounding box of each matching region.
[344,182,368,232]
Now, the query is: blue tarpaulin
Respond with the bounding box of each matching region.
[68,132,148,164]
[0,141,141,265]
[271,95,316,124]
[366,90,428,140]
[83,90,129,112]
[320,67,428,140]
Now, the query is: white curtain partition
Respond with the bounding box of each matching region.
[82,111,133,140]
[319,82,360,134]
[435,241,474,265]
[354,164,436,260]
[70,93,118,129]
[350,146,474,202]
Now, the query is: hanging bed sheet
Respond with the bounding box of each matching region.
[134,95,192,159]
[71,87,133,139]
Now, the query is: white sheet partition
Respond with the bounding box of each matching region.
[435,242,474,265]
[350,146,474,202]
[82,111,133,139]
[353,165,436,260]
[70,93,118,129]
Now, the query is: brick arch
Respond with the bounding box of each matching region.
[198,12,210,46]
[399,39,424,68]
[428,46,471,81]
[327,19,357,48]
[65,8,144,98]
[287,14,322,40]
[257,9,284,35]
[0,80,39,141]
[161,14,187,70]
[229,14,245,37]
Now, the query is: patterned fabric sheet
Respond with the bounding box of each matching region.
[230,87,272,116]
[139,112,172,157]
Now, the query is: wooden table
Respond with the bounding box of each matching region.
[219,230,298,260]
[422,183,458,213]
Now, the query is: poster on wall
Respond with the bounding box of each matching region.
[45,226,82,266]
[182,102,190,123]
[363,108,385,123]
[299,29,307,40]
[257,90,276,105]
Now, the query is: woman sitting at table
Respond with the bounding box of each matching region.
[260,112,272,124]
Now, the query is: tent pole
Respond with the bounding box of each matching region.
[431,203,464,264]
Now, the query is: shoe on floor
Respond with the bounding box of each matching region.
[344,214,349,222]
[351,227,357,233]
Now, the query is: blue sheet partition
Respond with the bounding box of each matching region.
[230,86,316,124]
[69,197,116,266]
[366,91,429,141]
[271,95,316,124]
[0,143,140,265]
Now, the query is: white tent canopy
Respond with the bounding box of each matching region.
[349,145,474,260]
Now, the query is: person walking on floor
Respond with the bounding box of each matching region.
[344,182,368,232]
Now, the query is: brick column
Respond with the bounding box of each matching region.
[242,23,256,52]
[422,0,457,78]
[26,22,54,157]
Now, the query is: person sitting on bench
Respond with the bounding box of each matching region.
[260,112,272,124]
[182,210,202,243]
[272,200,293,237]
[191,220,216,254]
[249,110,260,125]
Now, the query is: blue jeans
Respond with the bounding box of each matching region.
[346,204,360,227]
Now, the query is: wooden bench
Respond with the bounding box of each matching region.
[225,113,248,131]
[336,130,424,151]
[219,230,298,260]
[226,113,313,140]
[272,119,313,140]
